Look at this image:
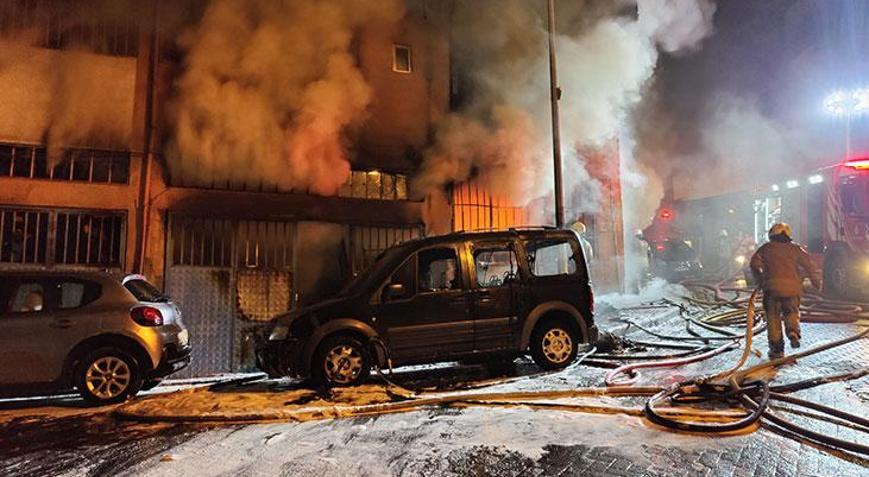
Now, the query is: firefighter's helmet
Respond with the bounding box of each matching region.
[768,223,792,240]
[571,221,587,235]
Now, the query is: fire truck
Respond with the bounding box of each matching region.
[753,158,869,297]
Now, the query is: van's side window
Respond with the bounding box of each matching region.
[526,240,577,277]
[475,249,518,287]
[418,248,460,291]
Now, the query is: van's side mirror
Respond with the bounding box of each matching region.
[384,283,406,301]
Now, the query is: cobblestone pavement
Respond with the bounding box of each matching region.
[1,303,867,477]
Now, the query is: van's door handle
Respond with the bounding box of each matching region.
[475,291,493,303]
[450,297,466,305]
[50,319,74,329]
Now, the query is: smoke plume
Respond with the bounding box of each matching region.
[168,0,404,194]
[413,0,716,222]
[0,12,136,163]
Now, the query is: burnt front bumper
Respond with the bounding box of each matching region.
[255,338,304,379]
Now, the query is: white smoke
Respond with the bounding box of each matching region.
[168,0,404,195]
[0,33,134,163]
[413,0,717,220]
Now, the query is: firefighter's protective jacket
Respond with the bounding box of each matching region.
[749,241,821,297]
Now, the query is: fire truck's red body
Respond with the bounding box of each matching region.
[754,158,869,297]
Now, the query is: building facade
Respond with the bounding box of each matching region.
[0,0,623,376]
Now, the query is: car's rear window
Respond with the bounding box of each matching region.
[124,278,166,302]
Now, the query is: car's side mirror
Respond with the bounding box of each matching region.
[384,283,406,301]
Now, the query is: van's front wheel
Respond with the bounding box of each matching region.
[529,319,579,370]
[313,335,371,387]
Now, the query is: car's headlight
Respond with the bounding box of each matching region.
[269,325,289,341]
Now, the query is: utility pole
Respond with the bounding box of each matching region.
[546,0,565,228]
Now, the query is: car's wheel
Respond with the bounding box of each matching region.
[824,254,849,298]
[529,319,580,370]
[76,347,143,405]
[312,335,371,387]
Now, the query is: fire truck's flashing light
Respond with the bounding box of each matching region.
[843,159,869,170]
[808,174,824,184]
[771,184,780,192]
[659,209,673,220]
[786,180,799,189]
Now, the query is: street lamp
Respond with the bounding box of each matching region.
[824,88,869,158]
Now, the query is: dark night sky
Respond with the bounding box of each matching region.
[654,0,869,167]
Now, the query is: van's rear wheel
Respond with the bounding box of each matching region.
[76,347,143,405]
[530,319,579,370]
[313,335,371,387]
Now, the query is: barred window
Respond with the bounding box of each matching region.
[0,143,130,184]
[0,0,138,57]
[452,180,531,231]
[168,216,294,270]
[55,212,124,266]
[339,170,409,201]
[0,209,49,264]
[0,207,123,267]
[348,225,421,276]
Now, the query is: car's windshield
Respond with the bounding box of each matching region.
[124,278,168,302]
[338,245,409,296]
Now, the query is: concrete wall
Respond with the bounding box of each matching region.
[0,46,136,150]
[356,6,451,173]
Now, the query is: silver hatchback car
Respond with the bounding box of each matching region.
[0,271,191,404]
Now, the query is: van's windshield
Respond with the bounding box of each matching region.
[338,245,409,297]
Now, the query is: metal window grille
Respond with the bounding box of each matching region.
[55,212,124,266]
[452,180,531,232]
[0,207,123,267]
[238,220,294,270]
[0,0,138,57]
[338,170,409,201]
[0,208,49,264]
[0,143,130,184]
[169,216,295,271]
[348,225,421,275]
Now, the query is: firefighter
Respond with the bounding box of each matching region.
[749,223,821,359]
[570,220,594,265]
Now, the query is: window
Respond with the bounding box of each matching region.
[452,180,532,232]
[475,248,518,287]
[392,45,412,73]
[124,278,165,302]
[348,225,421,277]
[57,280,101,309]
[384,255,417,300]
[526,240,577,277]
[55,212,124,266]
[9,281,45,313]
[339,170,409,201]
[4,278,100,313]
[0,1,139,57]
[0,209,49,264]
[840,176,868,217]
[0,143,130,184]
[418,248,460,291]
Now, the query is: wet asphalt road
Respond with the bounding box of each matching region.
[1,304,867,477]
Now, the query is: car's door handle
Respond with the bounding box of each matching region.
[50,319,74,329]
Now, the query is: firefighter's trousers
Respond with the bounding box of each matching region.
[762,293,801,355]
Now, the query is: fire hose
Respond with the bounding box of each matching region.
[643,289,869,456]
